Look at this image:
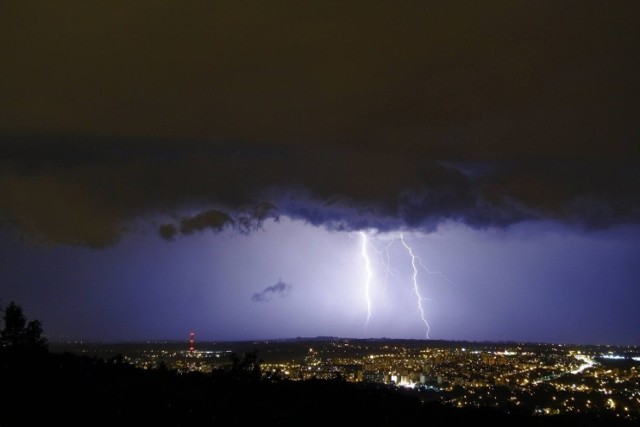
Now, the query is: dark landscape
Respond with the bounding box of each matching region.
[2,302,639,426]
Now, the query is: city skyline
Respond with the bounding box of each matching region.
[50,337,640,420]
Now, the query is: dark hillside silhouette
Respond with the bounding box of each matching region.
[0,302,634,426]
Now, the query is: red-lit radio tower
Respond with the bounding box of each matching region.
[189,331,195,353]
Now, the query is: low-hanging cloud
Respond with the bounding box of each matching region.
[0,2,638,246]
[0,140,639,247]
[251,279,292,303]
[158,203,277,241]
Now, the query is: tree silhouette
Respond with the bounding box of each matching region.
[1,301,26,346]
[227,349,262,382]
[25,319,46,348]
[0,301,47,349]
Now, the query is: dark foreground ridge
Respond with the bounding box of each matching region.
[0,348,634,427]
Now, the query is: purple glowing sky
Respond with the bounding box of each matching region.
[1,218,638,345]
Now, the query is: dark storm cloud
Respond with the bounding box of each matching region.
[1,137,639,247]
[2,1,638,153]
[0,2,638,245]
[179,210,234,235]
[158,203,277,240]
[235,202,279,234]
[251,280,292,303]
[158,224,178,241]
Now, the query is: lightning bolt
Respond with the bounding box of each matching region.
[415,255,455,286]
[357,231,448,337]
[372,240,399,292]
[360,231,373,325]
[400,233,430,339]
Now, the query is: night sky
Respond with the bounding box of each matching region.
[1,2,639,345]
